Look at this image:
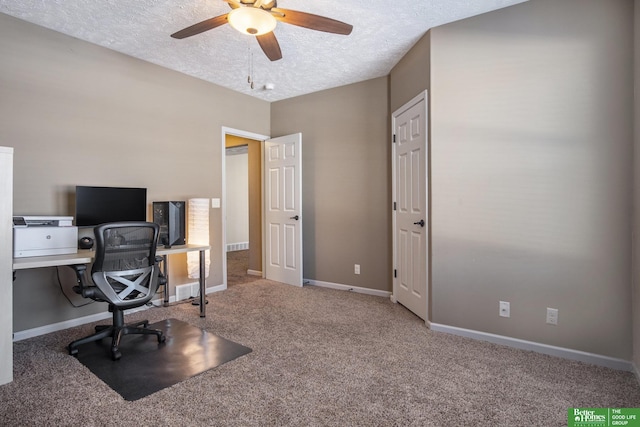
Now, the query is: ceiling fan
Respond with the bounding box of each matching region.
[171,0,353,62]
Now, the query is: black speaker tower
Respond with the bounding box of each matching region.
[152,201,186,247]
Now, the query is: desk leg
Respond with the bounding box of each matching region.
[199,249,206,317]
[162,255,169,307]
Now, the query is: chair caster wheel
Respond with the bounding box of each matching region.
[158,335,166,344]
[111,350,122,361]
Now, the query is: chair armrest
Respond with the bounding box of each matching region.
[67,264,88,290]
[68,264,87,276]
[66,264,101,299]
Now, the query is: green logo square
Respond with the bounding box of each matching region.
[568,408,640,427]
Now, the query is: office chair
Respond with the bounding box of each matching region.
[68,221,166,360]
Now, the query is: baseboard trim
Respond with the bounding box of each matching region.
[305,279,392,298]
[633,362,640,385]
[247,269,262,277]
[206,283,226,294]
[14,311,113,342]
[430,323,633,372]
[14,283,226,342]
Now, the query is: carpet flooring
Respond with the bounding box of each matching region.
[1,277,639,426]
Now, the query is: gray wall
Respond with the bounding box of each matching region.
[0,13,270,331]
[633,0,640,373]
[430,0,634,359]
[271,78,391,291]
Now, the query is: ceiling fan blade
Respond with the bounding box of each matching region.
[256,32,282,61]
[171,14,229,39]
[272,8,353,35]
[224,0,241,9]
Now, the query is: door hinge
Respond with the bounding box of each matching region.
[393,201,396,211]
[393,134,396,143]
[394,269,397,278]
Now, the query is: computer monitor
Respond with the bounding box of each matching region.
[75,186,147,227]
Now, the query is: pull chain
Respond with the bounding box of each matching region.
[247,44,254,90]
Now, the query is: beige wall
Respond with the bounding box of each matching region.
[633,0,640,373]
[2,0,638,366]
[430,0,634,359]
[271,78,391,291]
[0,13,270,331]
[389,31,431,114]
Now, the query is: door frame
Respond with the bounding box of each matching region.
[221,127,269,288]
[391,91,430,325]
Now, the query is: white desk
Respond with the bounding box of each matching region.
[12,244,211,317]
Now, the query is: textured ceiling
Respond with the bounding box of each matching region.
[0,0,527,102]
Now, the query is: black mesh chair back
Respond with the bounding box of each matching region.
[67,222,166,360]
[92,222,160,309]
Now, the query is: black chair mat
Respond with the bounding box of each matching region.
[75,318,252,401]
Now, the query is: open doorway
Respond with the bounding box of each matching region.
[221,127,303,289]
[225,133,263,287]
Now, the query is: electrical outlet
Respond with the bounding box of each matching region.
[354,264,360,275]
[499,301,510,318]
[546,307,558,325]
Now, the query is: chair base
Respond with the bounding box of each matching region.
[68,309,165,360]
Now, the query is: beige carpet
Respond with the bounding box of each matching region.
[1,278,639,426]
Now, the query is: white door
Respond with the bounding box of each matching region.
[264,133,303,287]
[392,92,428,321]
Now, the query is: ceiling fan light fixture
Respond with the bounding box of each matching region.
[228,7,277,36]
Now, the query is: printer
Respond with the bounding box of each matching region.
[13,216,78,258]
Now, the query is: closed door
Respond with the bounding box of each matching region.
[264,133,303,287]
[393,93,428,320]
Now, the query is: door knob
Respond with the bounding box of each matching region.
[414,219,425,227]
[290,215,299,220]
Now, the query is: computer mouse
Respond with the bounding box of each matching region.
[78,236,94,250]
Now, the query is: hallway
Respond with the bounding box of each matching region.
[226,250,260,286]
